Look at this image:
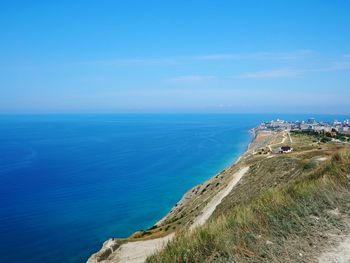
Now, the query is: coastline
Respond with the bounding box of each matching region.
[88,129,258,263]
[155,129,253,227]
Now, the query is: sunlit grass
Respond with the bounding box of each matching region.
[147,150,350,263]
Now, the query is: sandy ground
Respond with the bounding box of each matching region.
[268,132,288,152]
[248,131,273,154]
[190,166,249,229]
[91,166,249,263]
[107,234,175,263]
[318,236,350,263]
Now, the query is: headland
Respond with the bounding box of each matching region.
[88,118,350,263]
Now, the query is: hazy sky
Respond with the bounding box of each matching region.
[1,0,350,113]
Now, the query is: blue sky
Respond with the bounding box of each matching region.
[1,0,350,113]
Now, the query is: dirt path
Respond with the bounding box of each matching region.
[268,132,288,152]
[318,236,350,263]
[288,132,293,144]
[89,167,249,263]
[108,234,175,263]
[190,166,249,229]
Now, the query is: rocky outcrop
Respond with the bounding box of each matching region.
[87,238,124,263]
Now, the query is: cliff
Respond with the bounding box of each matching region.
[89,130,350,262]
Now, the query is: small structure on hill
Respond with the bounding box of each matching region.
[279,146,293,153]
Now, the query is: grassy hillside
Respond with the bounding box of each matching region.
[147,136,350,262]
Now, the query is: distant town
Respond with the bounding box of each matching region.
[257,118,350,135]
[252,118,350,155]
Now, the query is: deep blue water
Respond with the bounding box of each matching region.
[0,114,349,263]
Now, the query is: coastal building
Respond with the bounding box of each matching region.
[340,126,350,134]
[313,125,332,133]
[265,119,291,131]
[307,118,317,124]
[300,123,312,131]
[279,146,293,153]
[258,118,350,136]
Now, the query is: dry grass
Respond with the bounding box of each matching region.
[147,150,350,263]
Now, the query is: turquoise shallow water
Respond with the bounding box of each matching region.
[0,114,348,262]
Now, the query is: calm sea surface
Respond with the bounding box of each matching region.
[0,114,348,262]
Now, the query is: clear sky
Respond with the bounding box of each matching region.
[1,0,350,114]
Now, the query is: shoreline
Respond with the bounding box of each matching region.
[154,129,253,229]
[88,129,258,263]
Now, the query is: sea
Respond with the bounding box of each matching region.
[0,113,348,263]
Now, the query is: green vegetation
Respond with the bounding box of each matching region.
[303,160,317,170]
[292,130,350,143]
[147,150,350,262]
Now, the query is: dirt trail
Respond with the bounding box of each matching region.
[88,167,249,263]
[190,166,249,229]
[268,132,288,152]
[107,234,174,263]
[318,236,350,263]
